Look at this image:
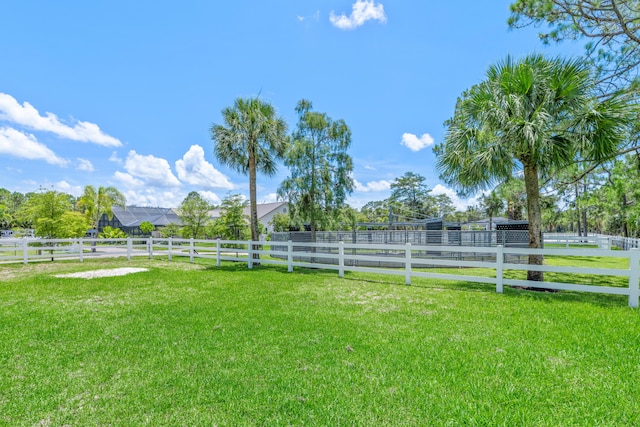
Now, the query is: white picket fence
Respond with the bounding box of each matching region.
[1,237,639,307]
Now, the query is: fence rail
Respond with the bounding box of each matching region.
[2,237,639,307]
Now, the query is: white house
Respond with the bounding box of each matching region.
[208,202,288,234]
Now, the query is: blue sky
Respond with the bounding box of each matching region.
[0,1,580,209]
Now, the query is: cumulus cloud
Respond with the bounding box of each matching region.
[113,171,144,188]
[199,191,222,205]
[260,193,280,203]
[109,151,123,164]
[297,10,320,23]
[123,150,181,187]
[431,184,483,211]
[76,158,94,172]
[0,127,69,166]
[0,93,121,147]
[330,0,386,30]
[123,188,185,208]
[401,132,435,152]
[175,145,233,189]
[54,180,83,197]
[354,179,391,192]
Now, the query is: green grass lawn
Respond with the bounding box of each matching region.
[1,257,639,426]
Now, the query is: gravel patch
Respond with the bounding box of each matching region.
[55,268,148,279]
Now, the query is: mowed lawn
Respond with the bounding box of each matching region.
[1,257,640,426]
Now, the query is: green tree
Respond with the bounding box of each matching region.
[5,191,26,227]
[496,179,527,221]
[209,194,250,241]
[433,193,456,220]
[465,204,483,222]
[360,200,391,226]
[177,191,212,239]
[0,189,11,229]
[390,172,432,217]
[139,221,155,236]
[23,189,72,238]
[278,99,354,241]
[78,185,126,229]
[479,191,504,230]
[211,97,288,245]
[270,212,291,232]
[508,0,640,88]
[99,226,127,238]
[59,212,90,238]
[435,54,633,281]
[159,223,182,238]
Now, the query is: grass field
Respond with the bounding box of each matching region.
[1,257,639,426]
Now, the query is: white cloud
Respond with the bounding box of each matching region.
[113,171,144,188]
[431,184,483,211]
[354,179,391,192]
[401,132,435,152]
[175,145,233,189]
[123,188,185,208]
[0,127,69,166]
[199,191,222,205]
[54,180,83,197]
[0,93,122,147]
[76,158,94,172]
[297,10,320,23]
[123,150,181,187]
[330,0,386,30]
[109,151,123,164]
[260,193,279,203]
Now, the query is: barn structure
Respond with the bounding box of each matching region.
[98,206,181,236]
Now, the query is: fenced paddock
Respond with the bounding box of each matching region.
[2,236,639,307]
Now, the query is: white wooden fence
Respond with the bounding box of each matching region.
[1,237,638,307]
[544,232,640,250]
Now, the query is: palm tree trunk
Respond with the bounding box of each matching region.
[523,162,544,282]
[248,152,260,261]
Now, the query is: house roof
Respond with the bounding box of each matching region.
[112,206,182,227]
[208,202,287,220]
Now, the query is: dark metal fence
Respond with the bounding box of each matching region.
[270,230,529,267]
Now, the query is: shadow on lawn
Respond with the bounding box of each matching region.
[201,262,629,308]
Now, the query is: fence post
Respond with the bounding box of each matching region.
[189,238,194,263]
[248,240,253,269]
[168,237,173,262]
[628,249,640,308]
[22,238,28,264]
[79,238,84,263]
[339,241,345,278]
[216,239,221,267]
[405,243,412,285]
[148,237,153,259]
[127,237,132,261]
[287,240,293,273]
[496,245,504,293]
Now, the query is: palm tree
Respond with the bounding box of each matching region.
[479,191,504,231]
[435,54,634,281]
[211,97,288,245]
[78,185,126,231]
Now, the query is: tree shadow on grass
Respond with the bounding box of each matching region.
[501,286,628,308]
[199,262,631,309]
[201,262,338,277]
